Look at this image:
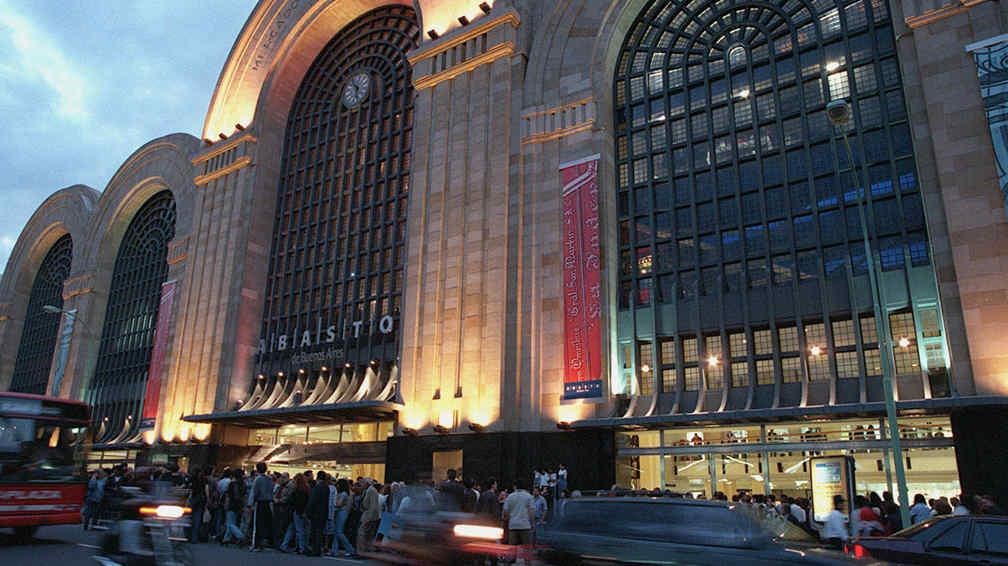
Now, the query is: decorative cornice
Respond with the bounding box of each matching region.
[408,10,519,65]
[413,41,515,90]
[905,0,989,29]
[167,236,189,266]
[522,97,597,145]
[63,273,95,300]
[193,132,258,165]
[195,155,253,186]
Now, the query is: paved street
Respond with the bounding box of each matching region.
[0,525,374,566]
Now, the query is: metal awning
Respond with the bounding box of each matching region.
[182,400,401,428]
[571,395,1008,429]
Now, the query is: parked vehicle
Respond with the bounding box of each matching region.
[534,498,858,565]
[850,514,1008,564]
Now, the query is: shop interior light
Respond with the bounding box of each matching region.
[640,364,651,373]
[809,345,823,357]
[320,366,327,371]
[898,337,911,349]
[707,355,719,367]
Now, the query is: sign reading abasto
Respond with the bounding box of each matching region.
[257,315,395,365]
[561,155,603,400]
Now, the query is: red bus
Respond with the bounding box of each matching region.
[0,392,90,539]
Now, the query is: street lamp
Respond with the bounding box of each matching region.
[41,305,77,397]
[827,99,911,528]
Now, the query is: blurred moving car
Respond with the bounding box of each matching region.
[535,498,858,565]
[850,514,1008,564]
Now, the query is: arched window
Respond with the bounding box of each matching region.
[89,190,175,441]
[255,6,418,382]
[614,0,937,403]
[9,234,73,394]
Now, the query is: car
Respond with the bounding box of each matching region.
[850,514,1008,564]
[534,497,859,565]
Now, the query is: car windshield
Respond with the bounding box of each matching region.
[0,417,86,482]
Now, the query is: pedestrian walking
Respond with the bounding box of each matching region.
[307,471,330,556]
[502,478,535,548]
[249,462,274,551]
[83,469,106,530]
[222,469,247,545]
[279,472,309,553]
[819,495,849,550]
[330,478,357,557]
[356,478,381,553]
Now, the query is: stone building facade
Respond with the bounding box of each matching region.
[2,0,1007,501]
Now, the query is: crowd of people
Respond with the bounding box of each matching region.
[82,461,572,559]
[83,460,1006,557]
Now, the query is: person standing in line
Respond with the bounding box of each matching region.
[187,468,208,544]
[277,473,299,553]
[83,469,106,530]
[330,478,357,558]
[213,467,231,540]
[307,471,330,556]
[951,496,970,515]
[532,488,549,529]
[502,479,535,551]
[819,495,849,550]
[249,462,274,551]
[909,493,932,525]
[356,478,381,553]
[222,470,247,546]
[478,477,500,519]
[557,465,568,498]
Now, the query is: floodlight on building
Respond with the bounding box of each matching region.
[479,2,492,14]
[468,422,485,433]
[427,29,440,40]
[458,15,470,25]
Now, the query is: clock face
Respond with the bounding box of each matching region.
[341,72,371,109]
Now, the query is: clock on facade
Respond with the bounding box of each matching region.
[341,72,371,109]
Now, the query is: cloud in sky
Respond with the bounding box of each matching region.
[0,0,254,273]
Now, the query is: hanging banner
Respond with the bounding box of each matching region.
[561,155,603,400]
[48,309,77,397]
[140,280,177,430]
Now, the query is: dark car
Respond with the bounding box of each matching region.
[851,514,1008,564]
[535,497,858,565]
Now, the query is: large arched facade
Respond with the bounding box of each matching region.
[8,234,74,395]
[4,0,1008,504]
[88,191,176,444]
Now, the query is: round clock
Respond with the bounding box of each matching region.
[341,72,371,109]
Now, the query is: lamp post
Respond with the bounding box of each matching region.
[42,304,77,398]
[826,100,911,528]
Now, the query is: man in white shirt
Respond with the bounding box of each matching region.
[502,479,535,546]
[789,501,807,525]
[820,495,849,550]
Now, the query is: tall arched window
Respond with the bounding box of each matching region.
[254,6,418,389]
[89,190,175,441]
[9,234,73,394]
[614,0,945,407]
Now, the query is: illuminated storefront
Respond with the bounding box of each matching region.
[1,0,1007,502]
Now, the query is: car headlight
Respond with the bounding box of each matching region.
[139,505,190,519]
[453,524,504,541]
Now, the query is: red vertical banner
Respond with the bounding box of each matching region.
[561,155,603,399]
[140,280,177,430]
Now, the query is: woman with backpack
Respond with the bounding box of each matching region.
[222,469,247,545]
[280,472,310,553]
